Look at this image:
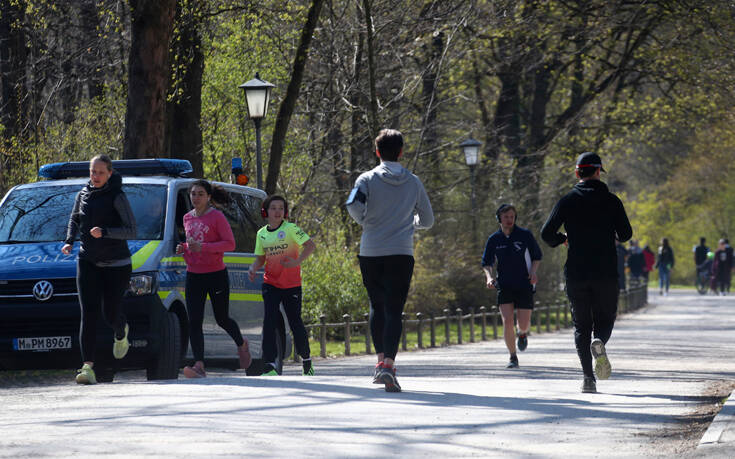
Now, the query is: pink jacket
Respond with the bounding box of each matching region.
[181,209,235,273]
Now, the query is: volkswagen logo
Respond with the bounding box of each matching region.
[33,280,54,301]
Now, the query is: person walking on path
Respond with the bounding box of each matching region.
[61,154,137,385]
[615,240,628,291]
[656,238,675,296]
[248,195,316,376]
[627,240,645,286]
[693,237,709,267]
[541,152,632,394]
[176,180,251,378]
[712,239,732,295]
[482,204,542,369]
[346,128,434,393]
[642,244,655,285]
[724,238,733,293]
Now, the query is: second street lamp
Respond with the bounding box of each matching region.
[239,73,276,190]
[460,137,482,239]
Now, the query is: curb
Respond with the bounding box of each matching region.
[697,391,734,450]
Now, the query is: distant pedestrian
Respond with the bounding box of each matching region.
[62,154,137,385]
[627,240,645,286]
[615,241,628,291]
[642,245,655,284]
[541,152,632,394]
[724,238,734,293]
[656,238,675,296]
[482,204,542,369]
[346,128,434,392]
[176,180,252,378]
[248,195,316,376]
[712,239,732,296]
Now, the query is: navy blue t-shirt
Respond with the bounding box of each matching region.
[482,225,543,289]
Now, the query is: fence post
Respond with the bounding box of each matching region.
[479,306,487,340]
[546,305,551,332]
[469,307,475,343]
[492,308,498,339]
[430,312,436,348]
[401,312,407,351]
[456,308,463,345]
[555,304,560,331]
[565,303,570,327]
[535,307,542,334]
[320,314,327,358]
[364,312,371,355]
[343,314,351,356]
[416,312,424,349]
[444,308,451,345]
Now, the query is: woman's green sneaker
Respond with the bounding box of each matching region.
[302,360,314,376]
[75,363,97,385]
[113,323,130,359]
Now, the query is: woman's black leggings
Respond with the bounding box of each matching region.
[77,258,131,362]
[185,269,244,361]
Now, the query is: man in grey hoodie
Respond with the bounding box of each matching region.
[346,129,434,392]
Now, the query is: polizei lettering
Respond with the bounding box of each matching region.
[12,254,75,264]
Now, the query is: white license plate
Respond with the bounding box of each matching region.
[13,336,72,351]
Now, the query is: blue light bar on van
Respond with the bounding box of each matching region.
[39,159,194,179]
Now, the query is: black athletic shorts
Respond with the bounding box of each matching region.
[497,284,534,309]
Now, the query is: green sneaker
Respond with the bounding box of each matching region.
[302,360,314,376]
[113,323,129,359]
[591,338,611,380]
[75,363,97,385]
[262,363,278,376]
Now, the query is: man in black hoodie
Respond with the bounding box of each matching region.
[541,152,632,394]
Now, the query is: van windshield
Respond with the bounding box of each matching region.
[0,184,167,243]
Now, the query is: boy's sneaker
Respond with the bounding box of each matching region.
[112,323,130,359]
[302,360,314,376]
[590,338,611,380]
[517,333,528,352]
[262,364,278,376]
[581,376,597,393]
[75,363,97,385]
[378,365,401,393]
[372,362,384,384]
[183,365,206,378]
[506,355,519,368]
[237,338,252,370]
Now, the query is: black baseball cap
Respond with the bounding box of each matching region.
[575,151,606,172]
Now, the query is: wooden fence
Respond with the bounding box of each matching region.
[299,285,648,359]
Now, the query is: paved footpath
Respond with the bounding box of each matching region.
[1,290,733,458]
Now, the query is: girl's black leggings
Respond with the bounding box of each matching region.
[185,268,244,361]
[77,258,131,362]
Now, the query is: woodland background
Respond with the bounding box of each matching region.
[1,0,734,324]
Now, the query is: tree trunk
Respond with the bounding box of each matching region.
[166,0,204,177]
[361,0,379,143]
[265,0,325,195]
[123,0,176,160]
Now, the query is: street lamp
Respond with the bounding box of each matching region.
[460,137,482,237]
[239,73,275,189]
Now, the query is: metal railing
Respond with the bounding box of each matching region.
[300,285,648,359]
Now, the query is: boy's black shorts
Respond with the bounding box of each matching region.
[497,284,534,309]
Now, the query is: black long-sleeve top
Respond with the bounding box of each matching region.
[541,179,632,281]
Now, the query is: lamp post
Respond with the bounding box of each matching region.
[460,138,482,238]
[239,73,275,190]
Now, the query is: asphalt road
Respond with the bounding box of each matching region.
[1,289,733,457]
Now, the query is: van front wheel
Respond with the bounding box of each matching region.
[146,311,182,380]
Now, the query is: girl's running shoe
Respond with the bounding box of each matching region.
[183,365,206,378]
[590,338,611,380]
[75,363,97,385]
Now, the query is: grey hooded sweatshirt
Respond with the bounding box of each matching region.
[347,161,434,256]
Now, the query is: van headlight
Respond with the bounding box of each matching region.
[128,272,157,296]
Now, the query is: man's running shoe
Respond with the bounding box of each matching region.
[581,376,597,393]
[112,323,130,359]
[378,365,401,392]
[590,338,611,380]
[517,333,528,352]
[237,338,252,370]
[183,365,206,378]
[75,363,97,385]
[506,355,519,368]
[262,363,278,376]
[302,360,314,376]
[372,362,384,384]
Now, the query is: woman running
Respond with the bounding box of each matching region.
[176,179,251,378]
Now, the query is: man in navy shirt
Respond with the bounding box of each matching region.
[482,204,543,368]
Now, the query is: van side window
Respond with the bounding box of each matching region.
[221,192,263,252]
[175,189,191,242]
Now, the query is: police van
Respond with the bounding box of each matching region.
[0,159,290,381]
